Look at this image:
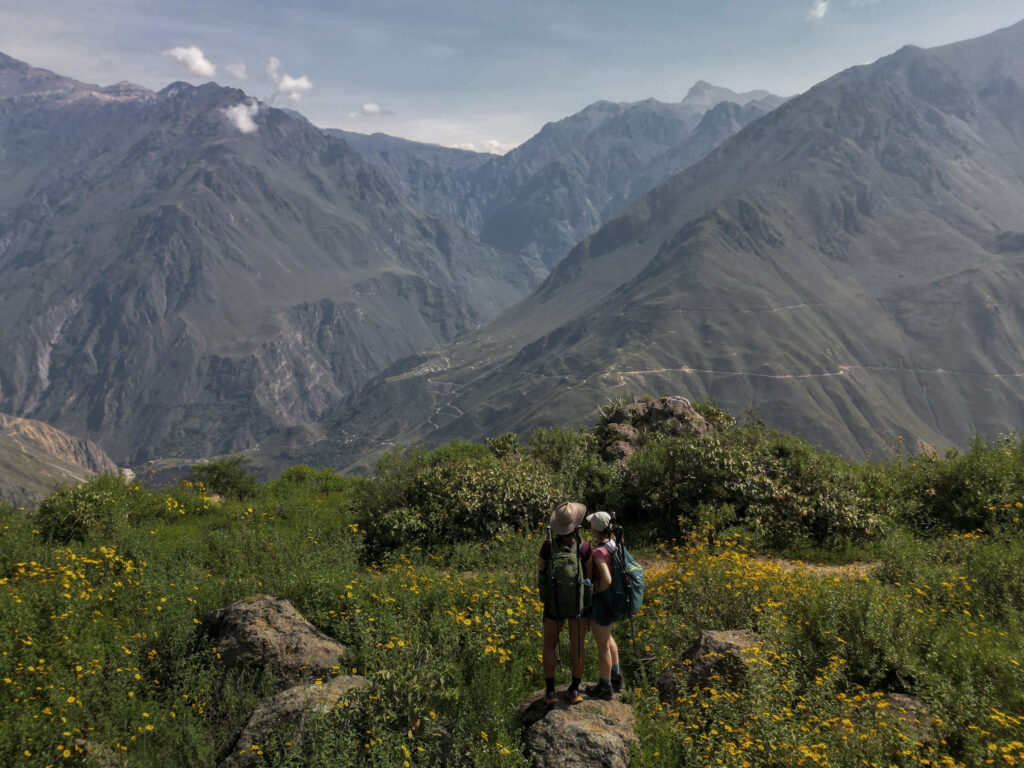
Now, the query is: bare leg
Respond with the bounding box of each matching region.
[568,618,587,679]
[590,621,614,680]
[543,617,561,679]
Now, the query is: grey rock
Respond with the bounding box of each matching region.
[515,689,636,768]
[882,693,934,743]
[602,423,640,443]
[604,441,636,464]
[220,675,367,768]
[200,595,347,687]
[600,397,710,464]
[657,629,766,703]
[72,739,129,768]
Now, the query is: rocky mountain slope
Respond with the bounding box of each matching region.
[334,83,785,268]
[282,18,1024,468]
[0,413,118,505]
[0,52,544,464]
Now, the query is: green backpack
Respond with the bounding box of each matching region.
[545,538,590,620]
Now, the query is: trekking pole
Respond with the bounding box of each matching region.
[576,526,584,668]
[547,526,561,666]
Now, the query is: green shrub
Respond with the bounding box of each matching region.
[183,456,260,500]
[618,425,878,544]
[753,430,880,544]
[359,447,566,560]
[268,465,351,495]
[620,431,761,531]
[865,434,1024,533]
[485,432,521,459]
[525,426,618,510]
[34,474,161,542]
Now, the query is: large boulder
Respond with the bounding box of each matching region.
[515,690,636,768]
[657,629,765,703]
[200,595,347,687]
[600,396,710,463]
[220,675,367,768]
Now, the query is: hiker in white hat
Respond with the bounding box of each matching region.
[584,510,623,699]
[537,501,592,705]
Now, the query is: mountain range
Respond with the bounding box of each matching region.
[275,18,1024,469]
[0,52,543,465]
[333,82,784,268]
[0,49,784,473]
[5,18,1024,482]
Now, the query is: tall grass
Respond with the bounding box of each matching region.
[2,415,1023,766]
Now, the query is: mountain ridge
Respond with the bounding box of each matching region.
[0,52,543,464]
[334,83,785,269]
[273,17,1024,471]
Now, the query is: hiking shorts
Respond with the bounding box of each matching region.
[591,594,616,627]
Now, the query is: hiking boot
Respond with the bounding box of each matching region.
[585,680,614,700]
[610,672,624,692]
[543,690,559,706]
[565,688,584,705]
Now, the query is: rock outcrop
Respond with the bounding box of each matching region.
[72,738,129,768]
[220,675,367,768]
[515,690,636,768]
[657,629,765,703]
[882,693,934,743]
[200,595,347,687]
[598,396,711,463]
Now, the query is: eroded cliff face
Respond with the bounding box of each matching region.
[0,414,117,475]
[0,413,121,505]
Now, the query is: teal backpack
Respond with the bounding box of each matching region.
[602,539,645,620]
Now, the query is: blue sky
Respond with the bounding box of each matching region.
[2,0,1022,152]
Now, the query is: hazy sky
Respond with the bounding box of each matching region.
[2,0,1022,152]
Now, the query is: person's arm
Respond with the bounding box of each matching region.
[593,555,612,592]
[537,556,548,595]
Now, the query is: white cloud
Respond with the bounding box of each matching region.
[265,56,313,102]
[223,100,259,134]
[454,139,510,154]
[163,45,216,78]
[807,0,829,20]
[225,62,248,80]
[266,56,281,81]
[349,101,394,117]
[278,74,314,102]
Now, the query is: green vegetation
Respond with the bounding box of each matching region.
[1,400,1022,767]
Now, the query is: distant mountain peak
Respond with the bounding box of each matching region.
[681,80,778,110]
[0,51,152,105]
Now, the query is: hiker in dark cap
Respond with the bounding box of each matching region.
[538,501,592,705]
[584,510,623,699]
